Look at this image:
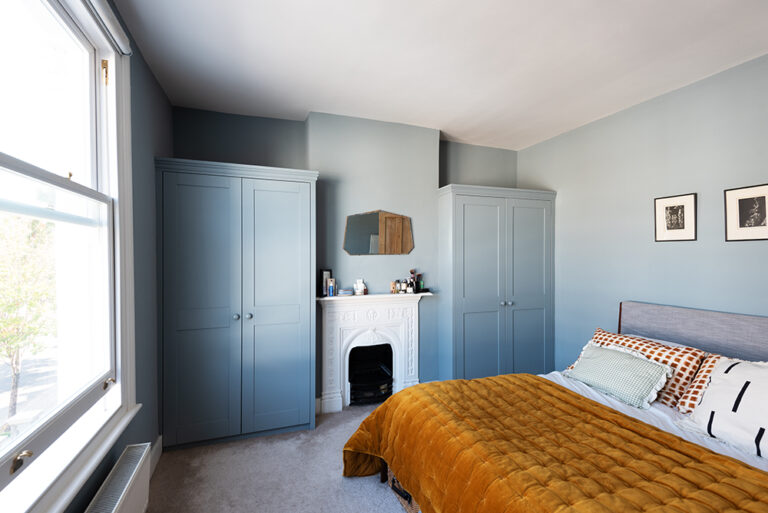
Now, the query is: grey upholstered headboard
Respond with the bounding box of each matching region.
[618,301,768,361]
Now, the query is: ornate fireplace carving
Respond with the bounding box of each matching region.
[317,293,431,413]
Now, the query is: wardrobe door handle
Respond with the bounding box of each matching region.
[233,313,241,321]
[507,301,514,306]
[500,301,506,306]
[245,313,253,320]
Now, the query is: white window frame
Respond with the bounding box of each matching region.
[0,155,117,484]
[0,0,138,511]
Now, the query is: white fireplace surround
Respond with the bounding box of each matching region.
[318,293,431,413]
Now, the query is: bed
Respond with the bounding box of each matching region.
[343,301,768,513]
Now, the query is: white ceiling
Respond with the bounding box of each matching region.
[114,0,768,150]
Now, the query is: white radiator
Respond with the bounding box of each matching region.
[84,443,151,513]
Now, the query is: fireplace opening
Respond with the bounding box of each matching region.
[349,344,393,405]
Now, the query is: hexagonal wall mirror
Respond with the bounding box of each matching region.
[343,210,414,255]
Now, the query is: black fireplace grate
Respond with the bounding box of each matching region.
[350,361,393,405]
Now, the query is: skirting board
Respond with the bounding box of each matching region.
[150,435,162,476]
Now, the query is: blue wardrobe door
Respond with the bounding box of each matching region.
[455,195,507,379]
[163,172,242,445]
[506,199,552,375]
[241,179,311,433]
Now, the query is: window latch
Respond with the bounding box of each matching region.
[101,59,109,86]
[10,450,33,475]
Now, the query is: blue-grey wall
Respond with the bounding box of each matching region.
[173,107,307,169]
[517,54,768,370]
[65,39,173,513]
[307,113,442,381]
[439,140,517,187]
[122,44,173,451]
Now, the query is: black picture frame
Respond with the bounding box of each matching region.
[654,193,697,242]
[724,183,768,242]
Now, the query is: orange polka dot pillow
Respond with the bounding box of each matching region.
[676,353,724,414]
[571,328,707,408]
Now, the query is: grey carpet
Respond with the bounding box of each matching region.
[148,405,405,513]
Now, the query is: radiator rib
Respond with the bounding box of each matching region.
[84,442,151,513]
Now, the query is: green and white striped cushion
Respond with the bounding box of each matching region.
[564,342,672,409]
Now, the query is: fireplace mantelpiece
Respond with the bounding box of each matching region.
[317,293,431,413]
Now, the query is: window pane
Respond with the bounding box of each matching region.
[0,168,111,457]
[0,0,93,187]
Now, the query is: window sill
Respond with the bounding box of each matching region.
[1,394,141,513]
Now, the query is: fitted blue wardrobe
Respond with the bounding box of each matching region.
[157,158,317,447]
[437,185,555,381]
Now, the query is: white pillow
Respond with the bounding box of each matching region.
[564,341,672,409]
[690,358,768,458]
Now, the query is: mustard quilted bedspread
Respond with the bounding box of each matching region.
[343,374,768,513]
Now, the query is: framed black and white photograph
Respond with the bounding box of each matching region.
[724,183,768,241]
[654,193,697,241]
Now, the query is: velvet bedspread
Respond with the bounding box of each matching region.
[344,374,768,513]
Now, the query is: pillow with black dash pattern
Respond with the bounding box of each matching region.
[690,358,768,458]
